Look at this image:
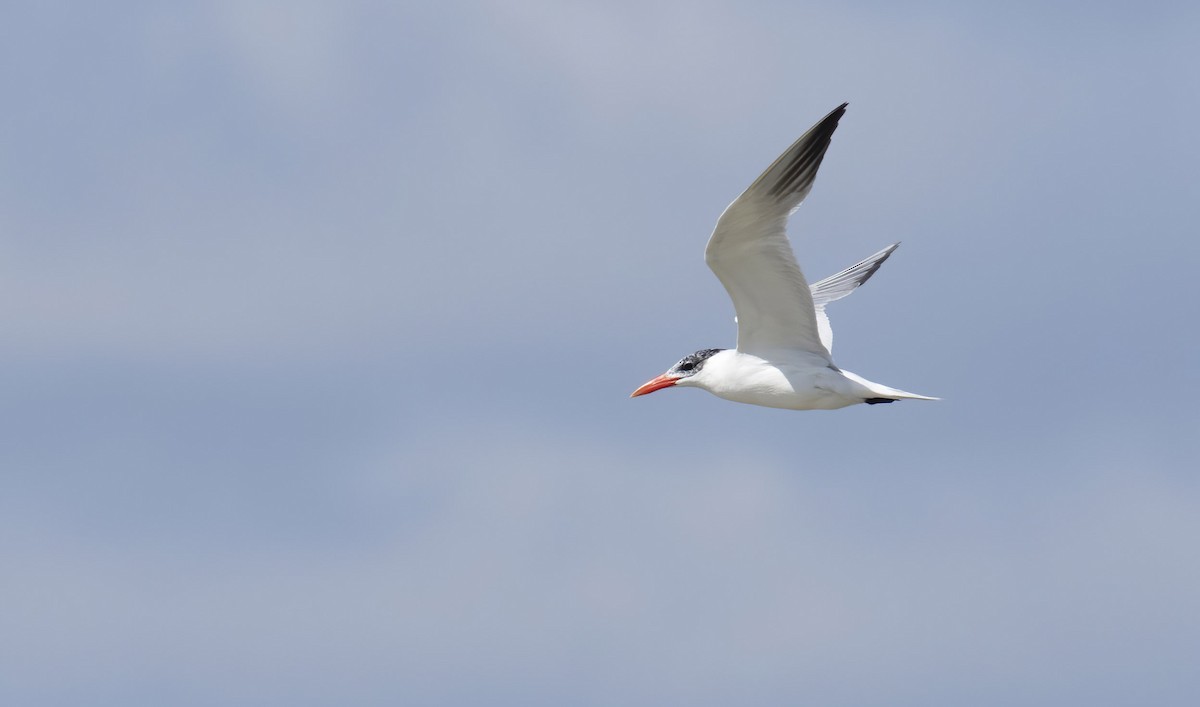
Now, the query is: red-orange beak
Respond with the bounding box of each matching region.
[630,373,679,398]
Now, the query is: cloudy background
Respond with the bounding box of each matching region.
[3,1,1199,705]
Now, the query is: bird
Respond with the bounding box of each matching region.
[630,103,937,410]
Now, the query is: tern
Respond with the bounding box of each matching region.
[631,103,936,410]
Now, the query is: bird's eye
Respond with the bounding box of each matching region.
[679,361,695,372]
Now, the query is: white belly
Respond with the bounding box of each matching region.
[711,379,861,410]
[700,353,871,410]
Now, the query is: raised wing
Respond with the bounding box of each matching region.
[810,242,899,352]
[704,103,847,359]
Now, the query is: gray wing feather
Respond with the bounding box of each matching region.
[810,242,900,306]
[745,102,847,209]
[810,242,900,352]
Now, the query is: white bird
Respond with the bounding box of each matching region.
[631,103,937,410]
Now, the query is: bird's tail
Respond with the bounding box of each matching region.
[841,370,939,402]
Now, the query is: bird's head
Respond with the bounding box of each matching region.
[630,348,726,398]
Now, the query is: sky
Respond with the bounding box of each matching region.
[3,1,1199,705]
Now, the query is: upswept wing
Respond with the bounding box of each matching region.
[810,242,899,352]
[704,103,847,359]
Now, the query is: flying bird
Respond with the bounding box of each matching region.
[631,103,936,410]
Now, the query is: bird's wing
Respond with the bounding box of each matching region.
[809,242,900,352]
[705,103,847,360]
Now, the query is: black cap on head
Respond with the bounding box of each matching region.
[671,348,724,375]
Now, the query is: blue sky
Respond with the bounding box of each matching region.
[3,1,1199,705]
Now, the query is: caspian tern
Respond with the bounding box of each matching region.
[631,103,936,410]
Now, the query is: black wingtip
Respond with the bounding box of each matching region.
[822,103,848,126]
[763,103,849,199]
[809,104,848,135]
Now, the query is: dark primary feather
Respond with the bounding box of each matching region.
[750,102,847,206]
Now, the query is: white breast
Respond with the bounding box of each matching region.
[687,350,870,410]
